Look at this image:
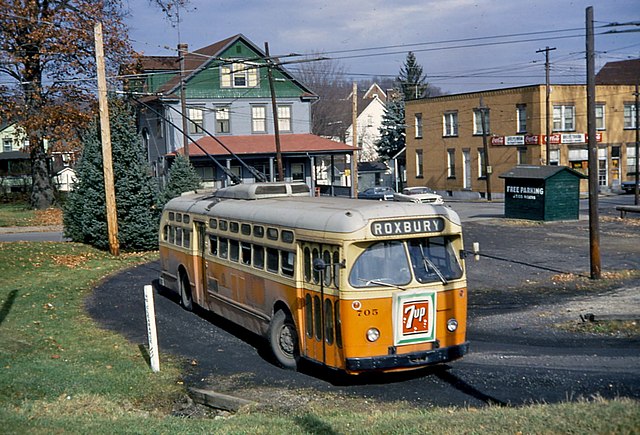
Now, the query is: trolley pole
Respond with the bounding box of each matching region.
[586,6,601,279]
[477,97,492,201]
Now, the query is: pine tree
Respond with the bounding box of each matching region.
[376,95,405,161]
[158,153,202,207]
[64,98,160,251]
[397,52,428,100]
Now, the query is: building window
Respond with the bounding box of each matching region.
[215,107,230,134]
[443,112,458,137]
[447,149,456,178]
[473,109,490,135]
[624,103,637,129]
[595,104,605,130]
[291,163,304,181]
[220,62,259,88]
[415,149,423,178]
[252,105,267,133]
[277,105,292,132]
[477,148,486,178]
[187,108,204,134]
[517,147,527,165]
[415,113,423,138]
[553,104,575,132]
[3,138,12,152]
[627,146,637,176]
[516,104,527,133]
[549,149,560,166]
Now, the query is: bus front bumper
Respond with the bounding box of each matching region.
[345,342,469,372]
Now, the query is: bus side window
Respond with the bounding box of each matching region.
[323,250,332,286]
[312,248,320,284]
[219,238,228,259]
[266,247,278,273]
[175,228,183,247]
[281,251,295,277]
[253,245,264,269]
[324,298,334,345]
[183,229,191,249]
[168,226,175,244]
[303,247,311,282]
[305,294,313,337]
[241,242,251,265]
[163,225,169,241]
[313,295,322,340]
[333,250,340,289]
[230,239,239,262]
[209,236,217,256]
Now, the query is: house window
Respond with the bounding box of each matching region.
[291,163,304,181]
[215,107,230,133]
[443,112,458,137]
[415,149,423,178]
[595,104,605,130]
[477,148,486,178]
[553,104,575,132]
[447,149,456,178]
[220,62,259,88]
[473,109,490,135]
[3,138,12,152]
[627,146,637,175]
[277,105,292,132]
[187,108,204,134]
[516,104,527,133]
[624,103,637,129]
[252,105,267,133]
[415,113,423,138]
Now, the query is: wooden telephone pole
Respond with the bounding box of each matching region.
[352,82,358,197]
[536,46,556,165]
[94,22,119,256]
[265,42,284,181]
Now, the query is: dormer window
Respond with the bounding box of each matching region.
[221,61,258,88]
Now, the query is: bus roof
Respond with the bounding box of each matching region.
[165,192,461,234]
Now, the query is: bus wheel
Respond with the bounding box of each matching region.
[178,270,193,311]
[268,310,299,370]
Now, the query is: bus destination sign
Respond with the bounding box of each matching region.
[371,217,444,236]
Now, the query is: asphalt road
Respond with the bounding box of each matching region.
[85,194,640,408]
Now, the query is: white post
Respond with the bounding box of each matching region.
[144,285,160,372]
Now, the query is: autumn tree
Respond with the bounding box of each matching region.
[0,1,131,209]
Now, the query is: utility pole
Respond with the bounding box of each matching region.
[634,84,639,205]
[94,22,119,256]
[352,82,358,197]
[586,6,601,279]
[477,97,492,201]
[178,43,189,157]
[536,46,556,165]
[265,42,284,181]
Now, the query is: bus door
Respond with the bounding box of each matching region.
[194,221,208,305]
[301,243,343,368]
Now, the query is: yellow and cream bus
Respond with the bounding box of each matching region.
[158,182,468,374]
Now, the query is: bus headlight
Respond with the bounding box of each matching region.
[366,328,380,342]
[447,318,458,332]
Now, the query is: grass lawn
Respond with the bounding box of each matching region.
[0,241,638,433]
[0,202,62,227]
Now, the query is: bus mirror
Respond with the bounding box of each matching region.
[313,258,327,272]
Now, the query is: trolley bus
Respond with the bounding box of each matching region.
[158,182,468,374]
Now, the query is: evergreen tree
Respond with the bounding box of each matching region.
[64,99,160,251]
[397,51,428,100]
[158,153,202,207]
[376,95,405,161]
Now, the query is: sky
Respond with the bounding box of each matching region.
[124,0,640,94]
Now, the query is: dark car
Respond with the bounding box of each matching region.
[359,186,395,200]
[622,179,639,194]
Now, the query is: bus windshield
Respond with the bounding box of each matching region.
[349,236,463,288]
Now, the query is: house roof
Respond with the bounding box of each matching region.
[0,151,29,161]
[173,134,355,157]
[142,34,316,99]
[499,165,587,180]
[596,58,640,85]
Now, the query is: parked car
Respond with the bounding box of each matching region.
[396,186,444,205]
[621,179,639,194]
[359,186,395,200]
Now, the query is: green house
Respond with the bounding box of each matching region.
[499,165,587,221]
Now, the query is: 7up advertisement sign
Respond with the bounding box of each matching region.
[393,290,436,345]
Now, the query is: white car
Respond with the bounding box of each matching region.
[395,186,444,205]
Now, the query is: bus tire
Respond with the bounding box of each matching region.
[268,310,299,370]
[178,270,193,311]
